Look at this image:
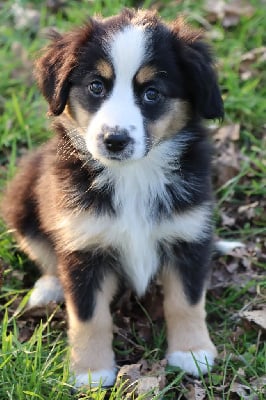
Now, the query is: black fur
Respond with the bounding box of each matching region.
[59,248,119,320]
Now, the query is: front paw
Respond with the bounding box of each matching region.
[73,368,117,388]
[167,349,216,376]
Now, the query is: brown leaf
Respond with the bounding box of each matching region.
[238,201,259,220]
[115,360,167,398]
[204,0,227,23]
[250,376,266,393]
[209,241,264,292]
[224,1,254,18]
[231,326,246,344]
[116,363,141,384]
[239,47,266,80]
[18,325,33,343]
[115,364,141,396]
[222,13,241,28]
[149,358,167,376]
[184,382,207,400]
[220,210,236,226]
[11,4,40,31]
[213,143,241,186]
[213,124,242,187]
[137,376,162,398]
[213,124,240,142]
[240,307,266,331]
[241,47,266,64]
[46,0,66,13]
[204,0,254,27]
[230,381,255,399]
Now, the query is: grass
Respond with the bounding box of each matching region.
[0,0,265,399]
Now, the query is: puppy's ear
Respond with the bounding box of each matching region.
[35,23,93,116]
[171,20,224,120]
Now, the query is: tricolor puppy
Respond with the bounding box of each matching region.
[3,9,225,388]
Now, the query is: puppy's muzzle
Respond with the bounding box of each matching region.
[104,131,131,153]
[102,125,133,154]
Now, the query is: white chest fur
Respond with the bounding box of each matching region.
[56,143,211,294]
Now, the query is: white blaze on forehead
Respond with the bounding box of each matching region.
[109,25,147,82]
[85,25,149,162]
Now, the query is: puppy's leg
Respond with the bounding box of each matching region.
[161,242,216,376]
[19,236,64,308]
[59,250,118,388]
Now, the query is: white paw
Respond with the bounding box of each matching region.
[27,275,64,308]
[167,350,215,376]
[73,368,117,388]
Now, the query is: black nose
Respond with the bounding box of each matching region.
[103,132,131,152]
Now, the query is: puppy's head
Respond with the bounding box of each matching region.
[35,9,223,164]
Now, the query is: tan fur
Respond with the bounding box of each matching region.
[148,100,189,141]
[96,60,113,80]
[20,236,57,275]
[135,65,157,85]
[67,274,117,373]
[161,268,216,355]
[66,93,92,128]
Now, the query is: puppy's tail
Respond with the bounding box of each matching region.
[214,240,245,256]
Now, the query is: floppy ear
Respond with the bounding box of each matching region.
[35,24,93,116]
[171,21,224,120]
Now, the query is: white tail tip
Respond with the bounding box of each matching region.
[215,240,245,255]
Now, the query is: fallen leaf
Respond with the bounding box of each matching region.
[204,0,227,23]
[184,382,207,400]
[236,367,246,377]
[212,124,242,186]
[239,47,266,80]
[46,0,66,13]
[213,142,241,186]
[18,325,33,343]
[230,381,255,399]
[250,376,266,393]
[222,13,241,28]
[225,261,239,274]
[204,0,254,27]
[213,124,240,142]
[11,4,40,32]
[137,376,161,398]
[116,363,141,385]
[115,359,167,397]
[220,211,236,226]
[238,201,259,220]
[149,358,167,376]
[240,307,266,331]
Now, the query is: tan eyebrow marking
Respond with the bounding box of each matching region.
[96,60,113,80]
[135,65,157,85]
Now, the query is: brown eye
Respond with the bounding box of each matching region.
[88,80,105,97]
[143,88,160,103]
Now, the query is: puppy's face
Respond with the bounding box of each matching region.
[35,10,223,164]
[69,24,189,163]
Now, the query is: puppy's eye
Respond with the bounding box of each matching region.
[88,80,105,97]
[143,88,160,103]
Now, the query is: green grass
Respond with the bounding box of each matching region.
[0,0,265,399]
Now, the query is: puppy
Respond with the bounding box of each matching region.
[2,9,225,388]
